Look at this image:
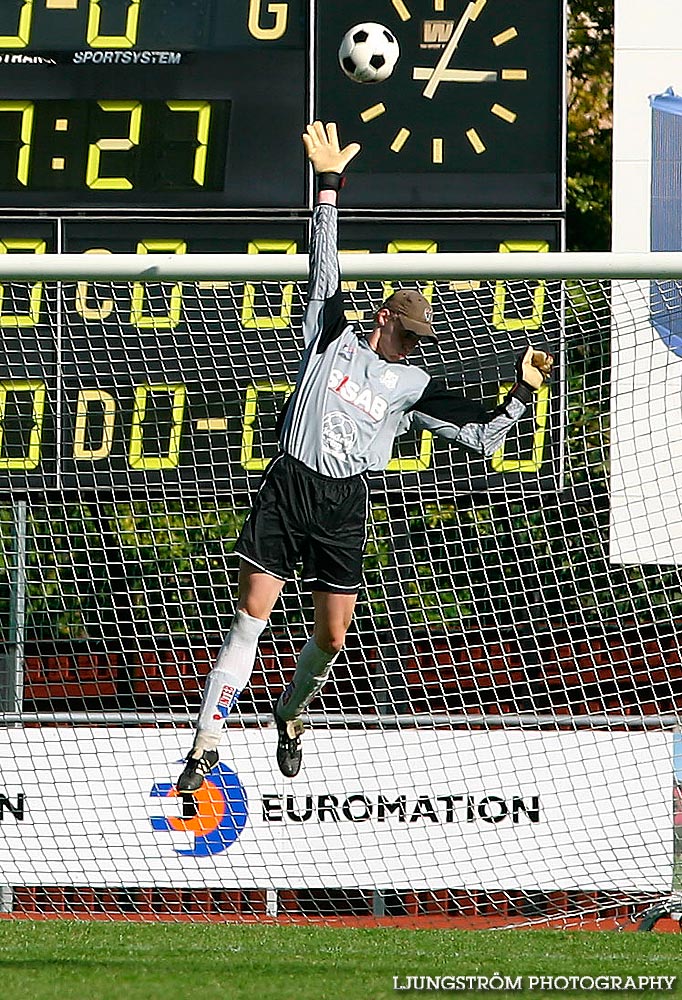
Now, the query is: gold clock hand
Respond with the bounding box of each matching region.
[422,0,488,100]
[413,68,497,83]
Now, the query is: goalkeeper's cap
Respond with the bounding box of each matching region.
[383,288,436,338]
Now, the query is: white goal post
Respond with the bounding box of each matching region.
[0,251,679,929]
[0,250,681,280]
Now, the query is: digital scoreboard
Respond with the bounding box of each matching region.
[0,0,307,208]
[0,0,563,211]
[0,0,566,498]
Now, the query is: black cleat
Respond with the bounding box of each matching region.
[176,747,219,793]
[273,700,304,778]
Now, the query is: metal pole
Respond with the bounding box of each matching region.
[372,890,387,916]
[5,499,27,716]
[0,710,677,728]
[0,498,27,914]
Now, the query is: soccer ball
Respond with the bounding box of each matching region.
[338,23,400,84]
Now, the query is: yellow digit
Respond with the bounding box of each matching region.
[129,384,186,470]
[0,380,45,470]
[382,241,437,303]
[76,248,114,321]
[243,241,297,329]
[0,0,32,48]
[73,389,116,462]
[86,101,141,190]
[166,101,212,186]
[386,431,433,472]
[130,239,186,329]
[0,238,45,327]
[491,381,550,474]
[87,0,140,48]
[492,240,549,332]
[0,101,34,186]
[241,382,293,471]
[73,389,116,461]
[247,0,288,40]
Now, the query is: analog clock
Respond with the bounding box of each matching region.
[316,0,564,210]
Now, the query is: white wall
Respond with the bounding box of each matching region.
[610,0,682,564]
[612,1,682,252]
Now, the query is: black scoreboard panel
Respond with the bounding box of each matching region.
[0,1,307,208]
[59,219,308,495]
[0,218,562,497]
[316,0,564,210]
[0,220,59,491]
[0,0,564,212]
[0,0,302,51]
[338,220,563,495]
[0,1,565,497]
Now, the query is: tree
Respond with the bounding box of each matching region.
[566,1,614,250]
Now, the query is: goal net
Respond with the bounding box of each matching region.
[0,250,679,928]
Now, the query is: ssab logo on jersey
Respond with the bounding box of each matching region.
[149,762,248,856]
[327,370,388,421]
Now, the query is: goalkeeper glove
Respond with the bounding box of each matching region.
[302,120,361,192]
[516,346,554,391]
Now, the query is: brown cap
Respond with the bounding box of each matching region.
[383,288,436,338]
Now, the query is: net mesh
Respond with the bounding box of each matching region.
[0,267,679,928]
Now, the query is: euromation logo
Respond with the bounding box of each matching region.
[149,758,541,858]
[149,763,248,857]
[261,792,541,825]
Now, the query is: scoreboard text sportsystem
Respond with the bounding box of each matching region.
[0,0,565,496]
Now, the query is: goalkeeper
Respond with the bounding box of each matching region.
[177,121,553,790]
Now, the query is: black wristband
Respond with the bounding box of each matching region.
[317,171,344,192]
[508,381,535,405]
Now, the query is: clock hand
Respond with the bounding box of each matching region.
[422,0,488,100]
[413,68,497,83]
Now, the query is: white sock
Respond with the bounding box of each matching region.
[194,609,267,748]
[276,638,336,722]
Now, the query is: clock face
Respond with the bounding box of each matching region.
[316,0,564,210]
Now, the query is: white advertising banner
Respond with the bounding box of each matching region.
[0,728,672,891]
[611,0,682,564]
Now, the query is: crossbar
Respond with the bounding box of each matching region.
[0,251,680,281]
[0,711,677,728]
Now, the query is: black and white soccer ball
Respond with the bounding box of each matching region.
[338,23,400,84]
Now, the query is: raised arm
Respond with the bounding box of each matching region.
[409,348,553,458]
[301,122,360,347]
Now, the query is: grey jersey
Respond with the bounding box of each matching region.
[279,203,531,479]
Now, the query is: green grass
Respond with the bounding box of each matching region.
[0,923,679,1000]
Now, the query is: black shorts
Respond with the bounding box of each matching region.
[234,454,369,593]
